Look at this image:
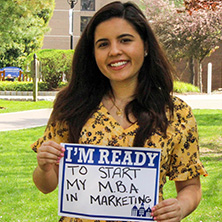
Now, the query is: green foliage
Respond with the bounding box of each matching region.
[0,81,67,91]
[0,0,55,68]
[142,0,222,63]
[0,80,198,93]
[24,49,74,90]
[173,81,200,93]
[0,82,42,91]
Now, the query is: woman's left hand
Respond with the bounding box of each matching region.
[151,198,183,222]
[151,177,202,222]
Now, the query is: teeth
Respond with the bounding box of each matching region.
[110,61,127,67]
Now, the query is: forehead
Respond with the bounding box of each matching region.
[94,17,139,39]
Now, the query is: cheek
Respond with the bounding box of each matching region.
[94,53,107,74]
[129,44,145,66]
[94,53,102,67]
[134,52,145,69]
[95,57,103,70]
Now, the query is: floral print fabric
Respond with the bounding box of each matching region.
[31,96,208,222]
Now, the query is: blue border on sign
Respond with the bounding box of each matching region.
[59,143,161,221]
[60,210,155,221]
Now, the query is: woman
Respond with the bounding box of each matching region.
[32,1,207,222]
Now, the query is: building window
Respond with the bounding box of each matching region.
[81,0,95,11]
[81,16,92,33]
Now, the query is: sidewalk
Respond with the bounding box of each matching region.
[0,93,221,132]
[177,93,222,109]
[0,91,57,101]
[0,109,52,132]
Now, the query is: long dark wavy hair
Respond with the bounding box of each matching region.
[50,1,175,147]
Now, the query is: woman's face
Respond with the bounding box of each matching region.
[94,18,146,86]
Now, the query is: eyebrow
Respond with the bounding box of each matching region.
[95,33,135,45]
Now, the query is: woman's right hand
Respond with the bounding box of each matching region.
[37,141,65,172]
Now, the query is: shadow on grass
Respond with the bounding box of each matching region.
[200,141,222,153]
[194,112,222,127]
[201,155,222,162]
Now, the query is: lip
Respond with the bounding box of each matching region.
[108,60,129,70]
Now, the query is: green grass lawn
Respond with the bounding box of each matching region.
[0,127,60,222]
[193,109,222,155]
[0,109,221,221]
[0,99,53,113]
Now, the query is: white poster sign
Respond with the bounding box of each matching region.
[58,143,161,221]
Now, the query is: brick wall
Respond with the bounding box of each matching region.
[201,41,222,92]
[42,1,70,49]
[174,41,222,92]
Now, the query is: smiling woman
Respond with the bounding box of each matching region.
[31,1,207,222]
[94,18,146,87]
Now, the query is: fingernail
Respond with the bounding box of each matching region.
[60,153,64,157]
[61,148,65,152]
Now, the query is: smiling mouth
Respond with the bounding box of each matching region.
[109,61,128,67]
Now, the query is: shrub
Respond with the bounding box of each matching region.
[0,81,200,93]
[173,81,200,93]
[24,49,73,90]
[0,81,68,91]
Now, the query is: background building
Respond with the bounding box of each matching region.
[42,0,140,50]
[42,0,222,92]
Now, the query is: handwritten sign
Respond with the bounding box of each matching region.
[58,143,161,221]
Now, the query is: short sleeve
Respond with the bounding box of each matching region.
[31,121,69,153]
[168,97,208,181]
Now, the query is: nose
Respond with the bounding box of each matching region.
[108,42,122,57]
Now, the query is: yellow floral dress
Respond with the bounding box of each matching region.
[31,96,208,222]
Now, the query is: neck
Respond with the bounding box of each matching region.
[102,80,137,122]
[110,80,137,102]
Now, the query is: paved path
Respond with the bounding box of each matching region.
[177,93,222,109]
[0,94,221,131]
[0,109,52,132]
[0,95,55,101]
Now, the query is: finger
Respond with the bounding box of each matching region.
[152,199,181,221]
[37,141,65,170]
[38,148,65,165]
[152,199,177,212]
[153,210,179,222]
[38,150,63,161]
[154,218,179,222]
[41,141,64,152]
[39,146,62,157]
[152,199,173,216]
[39,142,65,156]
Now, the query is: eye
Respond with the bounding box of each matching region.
[97,42,108,48]
[120,38,132,43]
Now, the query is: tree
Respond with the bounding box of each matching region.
[184,0,221,14]
[0,0,55,68]
[141,0,222,91]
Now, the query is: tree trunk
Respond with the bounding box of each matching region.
[188,56,195,84]
[197,60,203,92]
[199,62,203,93]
